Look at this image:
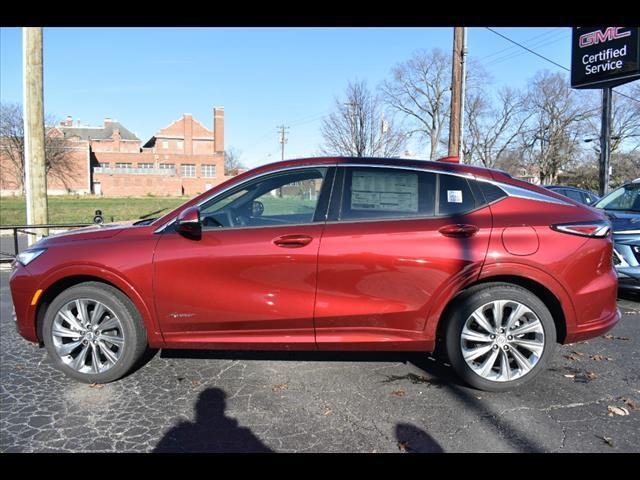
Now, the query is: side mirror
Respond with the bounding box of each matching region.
[176,206,202,239]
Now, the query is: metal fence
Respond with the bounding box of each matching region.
[0,223,92,264]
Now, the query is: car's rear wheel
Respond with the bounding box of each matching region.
[444,283,556,392]
[42,282,147,383]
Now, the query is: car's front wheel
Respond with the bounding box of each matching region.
[444,283,556,392]
[42,282,147,383]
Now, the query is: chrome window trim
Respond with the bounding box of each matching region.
[153,161,574,233]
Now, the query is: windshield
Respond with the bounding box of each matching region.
[595,182,640,212]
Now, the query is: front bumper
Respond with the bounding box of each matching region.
[9,264,41,343]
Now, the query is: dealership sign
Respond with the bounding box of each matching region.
[571,27,640,89]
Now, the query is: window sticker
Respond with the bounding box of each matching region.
[351,170,418,212]
[447,190,463,203]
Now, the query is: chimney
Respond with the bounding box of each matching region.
[214,107,224,153]
[66,115,73,126]
[104,117,112,125]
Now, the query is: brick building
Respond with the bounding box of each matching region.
[0,107,229,197]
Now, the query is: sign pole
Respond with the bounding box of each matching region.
[599,87,612,197]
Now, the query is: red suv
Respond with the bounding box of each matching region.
[9,157,620,391]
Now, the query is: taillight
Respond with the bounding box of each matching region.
[550,220,611,238]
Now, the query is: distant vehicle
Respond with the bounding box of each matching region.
[594,179,640,293]
[10,157,620,391]
[544,185,600,206]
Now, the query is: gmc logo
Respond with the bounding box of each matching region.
[579,27,631,48]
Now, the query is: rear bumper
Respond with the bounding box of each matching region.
[564,308,621,344]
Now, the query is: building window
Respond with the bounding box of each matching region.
[201,164,216,178]
[162,140,169,149]
[181,164,196,177]
[116,162,132,168]
[177,141,183,150]
[159,163,175,170]
[99,162,110,168]
[138,163,154,169]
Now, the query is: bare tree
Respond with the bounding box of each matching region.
[224,147,245,175]
[463,86,531,168]
[380,49,451,160]
[519,72,595,184]
[319,80,406,158]
[584,84,640,155]
[0,102,78,193]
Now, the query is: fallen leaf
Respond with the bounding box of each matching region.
[599,436,614,447]
[618,398,638,411]
[591,355,612,361]
[89,383,104,389]
[603,335,629,341]
[398,441,410,452]
[15,364,24,370]
[572,351,585,356]
[564,354,581,361]
[191,379,201,386]
[563,374,576,379]
[607,406,630,416]
[324,409,333,416]
[391,389,406,397]
[272,383,288,392]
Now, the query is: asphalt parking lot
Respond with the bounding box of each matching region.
[1,269,638,453]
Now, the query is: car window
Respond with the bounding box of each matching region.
[564,189,584,204]
[437,173,477,216]
[199,168,328,228]
[595,183,640,212]
[339,167,435,221]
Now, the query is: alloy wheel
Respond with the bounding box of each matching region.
[460,300,545,382]
[51,298,125,374]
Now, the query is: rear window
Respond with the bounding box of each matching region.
[437,174,477,216]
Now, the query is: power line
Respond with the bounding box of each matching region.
[485,27,569,71]
[484,27,640,105]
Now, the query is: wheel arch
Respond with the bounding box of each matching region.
[34,269,162,346]
[433,275,570,350]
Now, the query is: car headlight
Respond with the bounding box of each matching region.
[15,248,47,266]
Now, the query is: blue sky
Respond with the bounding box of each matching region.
[0,27,573,168]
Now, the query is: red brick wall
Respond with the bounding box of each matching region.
[0,140,90,195]
[93,172,232,197]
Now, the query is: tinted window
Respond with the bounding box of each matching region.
[199,168,328,228]
[564,189,584,204]
[437,174,477,216]
[477,181,507,204]
[339,167,436,221]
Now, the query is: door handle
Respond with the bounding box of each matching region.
[272,234,313,248]
[438,224,479,238]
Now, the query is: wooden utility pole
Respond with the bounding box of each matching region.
[448,26,464,160]
[23,27,48,243]
[277,125,289,161]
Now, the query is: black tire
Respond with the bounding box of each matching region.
[443,283,556,392]
[42,282,147,383]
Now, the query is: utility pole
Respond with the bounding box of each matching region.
[459,27,468,163]
[277,125,289,161]
[23,27,48,244]
[599,87,612,197]
[448,26,464,161]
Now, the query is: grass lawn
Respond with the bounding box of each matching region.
[0,196,189,225]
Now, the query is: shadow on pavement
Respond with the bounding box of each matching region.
[153,387,273,453]
[395,423,444,452]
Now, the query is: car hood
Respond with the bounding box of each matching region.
[603,210,640,234]
[33,221,138,247]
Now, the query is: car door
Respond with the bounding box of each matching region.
[314,165,492,350]
[153,166,334,349]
